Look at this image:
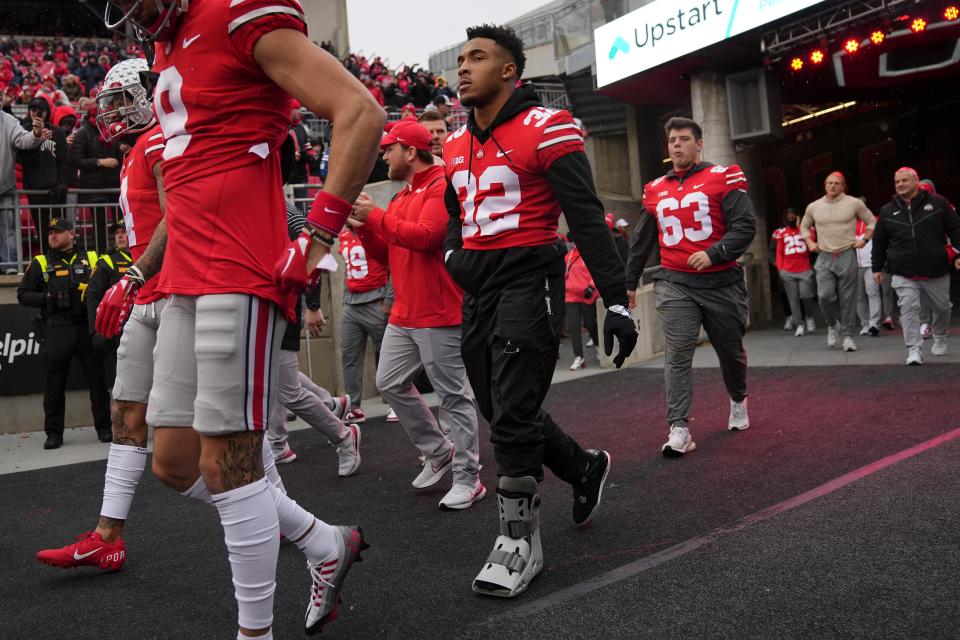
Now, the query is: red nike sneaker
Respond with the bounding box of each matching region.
[36,532,126,571]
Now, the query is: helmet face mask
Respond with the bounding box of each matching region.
[95,58,156,142]
[79,0,186,43]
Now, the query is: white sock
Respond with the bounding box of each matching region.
[99,444,148,521]
[261,436,287,495]
[211,478,279,631]
[181,477,213,504]
[268,483,338,560]
[238,632,272,640]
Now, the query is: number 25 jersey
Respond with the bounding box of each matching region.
[642,163,748,274]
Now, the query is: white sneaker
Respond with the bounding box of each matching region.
[585,338,595,348]
[827,325,838,349]
[412,448,454,488]
[906,347,924,366]
[783,318,794,331]
[335,424,361,477]
[439,480,486,510]
[932,335,948,356]
[569,356,586,371]
[385,408,400,422]
[805,317,816,333]
[842,337,857,352]
[921,323,932,339]
[329,394,351,422]
[661,425,696,456]
[728,399,750,431]
[794,324,805,337]
[859,326,871,336]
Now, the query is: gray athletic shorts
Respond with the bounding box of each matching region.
[145,293,286,435]
[112,298,167,404]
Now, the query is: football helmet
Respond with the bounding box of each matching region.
[96,58,155,142]
[79,0,188,43]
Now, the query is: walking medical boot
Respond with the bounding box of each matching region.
[472,476,543,598]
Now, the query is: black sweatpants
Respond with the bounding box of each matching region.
[42,321,111,437]
[566,301,599,359]
[460,270,589,483]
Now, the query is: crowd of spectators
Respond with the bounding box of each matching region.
[341,52,458,113]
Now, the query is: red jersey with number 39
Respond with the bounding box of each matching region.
[771,226,810,273]
[442,106,584,250]
[338,228,388,294]
[642,163,748,273]
[119,123,165,304]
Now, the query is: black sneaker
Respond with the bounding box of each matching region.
[44,435,63,450]
[96,429,113,443]
[572,449,611,527]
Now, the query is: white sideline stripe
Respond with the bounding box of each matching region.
[228,6,305,34]
[537,135,583,150]
[455,426,960,638]
[543,123,581,134]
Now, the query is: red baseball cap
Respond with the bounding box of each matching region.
[380,120,432,152]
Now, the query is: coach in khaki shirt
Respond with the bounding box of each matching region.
[801,171,875,351]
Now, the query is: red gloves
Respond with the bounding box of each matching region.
[274,192,352,293]
[95,265,144,339]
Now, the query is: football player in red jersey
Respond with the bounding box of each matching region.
[442,24,637,598]
[772,207,816,337]
[626,117,756,457]
[80,1,384,638]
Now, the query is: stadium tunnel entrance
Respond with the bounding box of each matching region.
[587,0,960,321]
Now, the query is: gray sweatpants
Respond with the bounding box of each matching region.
[815,248,859,338]
[892,274,952,350]
[376,324,479,486]
[779,270,814,327]
[654,278,749,428]
[340,300,388,409]
[857,266,882,330]
[267,349,348,452]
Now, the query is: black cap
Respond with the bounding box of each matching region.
[48,217,74,232]
[109,218,125,233]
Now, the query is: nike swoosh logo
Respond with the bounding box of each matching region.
[281,248,296,274]
[496,149,513,158]
[74,548,103,560]
[324,206,340,214]
[693,183,705,189]
[182,34,201,49]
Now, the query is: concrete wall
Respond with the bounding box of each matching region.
[301,0,349,55]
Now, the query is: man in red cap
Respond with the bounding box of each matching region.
[350,120,483,511]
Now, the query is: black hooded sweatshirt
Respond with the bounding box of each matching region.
[442,84,628,308]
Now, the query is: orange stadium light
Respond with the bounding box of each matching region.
[946,6,959,21]
[790,57,804,71]
[870,30,886,45]
[810,49,825,64]
[844,38,860,54]
[911,17,927,32]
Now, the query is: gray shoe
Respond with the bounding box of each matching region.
[932,336,948,356]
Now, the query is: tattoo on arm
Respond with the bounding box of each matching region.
[215,434,265,491]
[135,218,167,282]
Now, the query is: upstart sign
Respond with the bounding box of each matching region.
[594,0,827,87]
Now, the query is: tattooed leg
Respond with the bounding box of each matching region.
[111,400,149,448]
[199,432,265,494]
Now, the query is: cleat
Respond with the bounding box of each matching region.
[274,443,297,464]
[385,408,400,423]
[439,480,486,510]
[569,356,586,371]
[304,526,368,635]
[662,424,696,457]
[473,476,543,598]
[412,448,454,488]
[345,407,365,424]
[335,424,361,477]
[330,394,351,422]
[728,398,750,431]
[572,449,610,527]
[36,531,126,571]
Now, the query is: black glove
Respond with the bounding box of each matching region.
[603,304,638,369]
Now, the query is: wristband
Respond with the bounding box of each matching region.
[307,191,353,236]
[305,225,335,247]
[125,264,145,286]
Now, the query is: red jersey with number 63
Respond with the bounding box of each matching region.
[338,228,388,294]
[771,226,810,273]
[443,106,584,249]
[119,123,165,304]
[642,163,748,273]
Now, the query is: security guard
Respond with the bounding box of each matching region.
[86,219,133,393]
[17,218,112,449]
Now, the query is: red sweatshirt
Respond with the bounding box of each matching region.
[357,164,462,328]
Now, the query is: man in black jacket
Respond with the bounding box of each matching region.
[872,167,960,365]
[19,98,68,251]
[442,24,637,598]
